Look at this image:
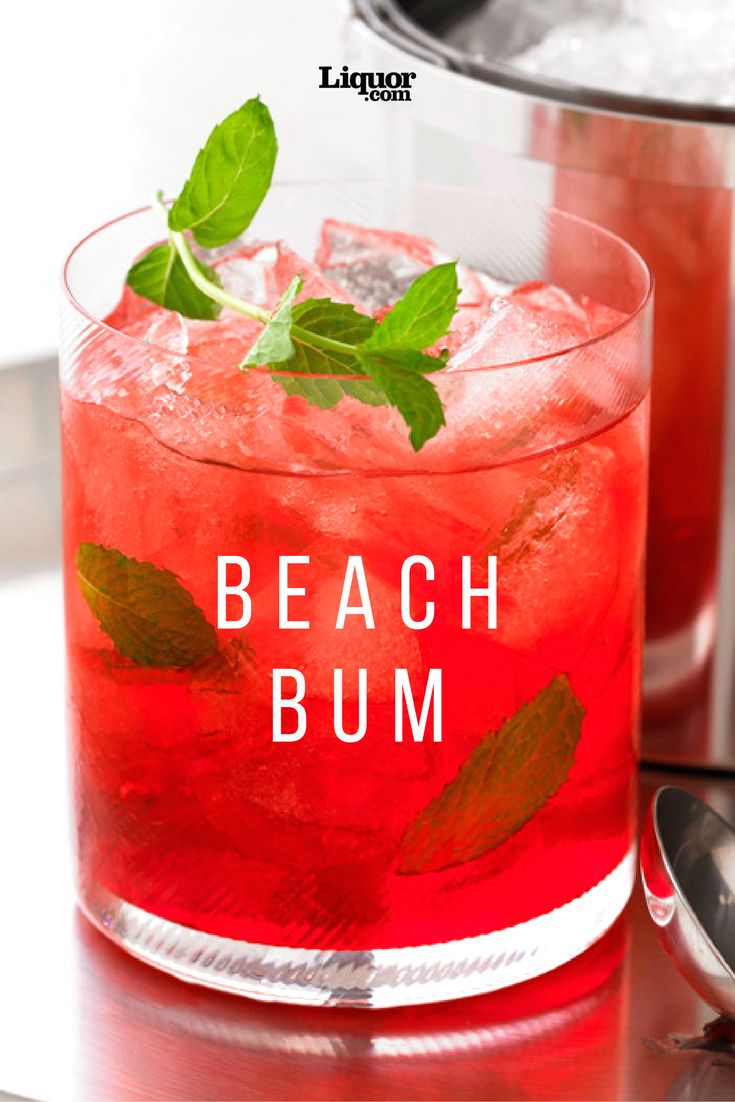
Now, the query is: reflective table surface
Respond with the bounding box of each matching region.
[2,362,735,1101]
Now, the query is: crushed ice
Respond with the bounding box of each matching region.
[506,0,735,105]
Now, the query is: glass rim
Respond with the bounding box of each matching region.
[61,180,653,381]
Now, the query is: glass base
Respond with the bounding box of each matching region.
[80,848,635,1008]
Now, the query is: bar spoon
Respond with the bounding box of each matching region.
[641,785,735,1018]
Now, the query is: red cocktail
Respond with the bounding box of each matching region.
[62,186,651,1005]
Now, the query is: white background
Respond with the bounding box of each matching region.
[0,0,379,366]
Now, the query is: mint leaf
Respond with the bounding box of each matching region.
[274,374,389,410]
[363,346,449,374]
[363,262,459,352]
[290,298,376,369]
[269,298,387,409]
[169,98,277,248]
[76,543,218,668]
[398,675,585,875]
[126,243,222,321]
[242,275,302,367]
[359,348,446,450]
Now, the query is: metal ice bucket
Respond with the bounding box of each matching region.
[347,0,735,770]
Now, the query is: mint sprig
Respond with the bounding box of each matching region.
[125,98,461,450]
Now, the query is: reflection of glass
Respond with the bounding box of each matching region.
[75,914,629,1101]
[664,1050,735,1101]
[61,185,651,1005]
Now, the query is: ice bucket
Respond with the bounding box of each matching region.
[347,0,735,770]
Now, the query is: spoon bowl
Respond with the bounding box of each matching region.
[640,785,735,1018]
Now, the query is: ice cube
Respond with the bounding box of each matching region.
[139,311,191,393]
[510,281,591,327]
[488,443,621,667]
[316,219,433,312]
[214,242,279,306]
[497,286,633,424]
[448,289,590,371]
[316,219,438,269]
[579,294,627,338]
[140,311,189,355]
[213,239,357,309]
[74,306,193,407]
[426,282,634,470]
[315,219,493,317]
[324,252,429,313]
[274,241,359,304]
[561,315,640,423]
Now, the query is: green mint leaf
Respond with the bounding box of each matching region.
[398,675,584,874]
[363,262,459,352]
[358,348,446,450]
[273,374,389,410]
[269,298,386,409]
[290,298,376,367]
[242,275,302,367]
[169,98,277,248]
[76,543,218,668]
[363,346,449,374]
[126,243,222,321]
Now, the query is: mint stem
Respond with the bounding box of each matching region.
[154,192,269,324]
[293,327,359,356]
[153,191,359,360]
